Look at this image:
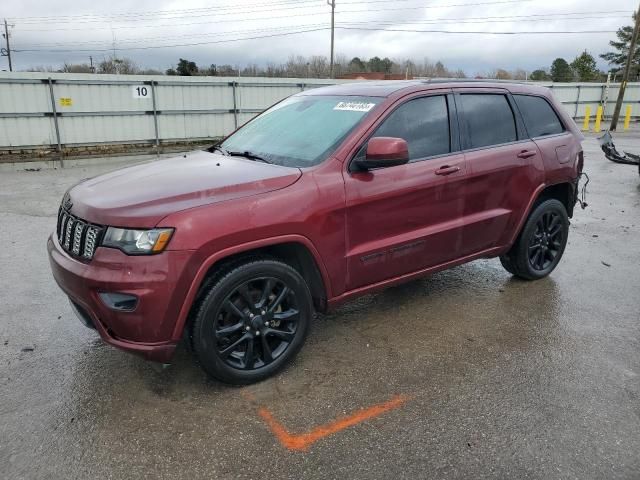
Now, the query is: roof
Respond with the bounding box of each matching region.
[300,79,550,98]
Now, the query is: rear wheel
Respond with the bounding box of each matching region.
[499,199,569,280]
[191,259,312,384]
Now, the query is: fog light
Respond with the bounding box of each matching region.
[98,292,138,312]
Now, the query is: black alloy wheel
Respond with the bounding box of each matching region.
[499,199,569,280]
[528,211,564,271]
[191,259,312,384]
[214,277,299,370]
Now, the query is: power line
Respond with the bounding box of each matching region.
[14,11,628,49]
[336,26,618,34]
[16,15,627,49]
[13,27,331,52]
[338,14,629,26]
[10,0,535,25]
[7,0,324,22]
[13,24,620,54]
[18,24,328,48]
[17,8,629,32]
[9,0,536,23]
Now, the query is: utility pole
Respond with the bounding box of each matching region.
[327,0,335,78]
[610,3,640,130]
[2,19,12,72]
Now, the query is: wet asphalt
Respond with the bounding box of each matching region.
[0,133,639,479]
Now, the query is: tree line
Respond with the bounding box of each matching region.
[163,55,467,78]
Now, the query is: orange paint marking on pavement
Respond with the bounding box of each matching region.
[257,394,410,451]
[240,390,257,402]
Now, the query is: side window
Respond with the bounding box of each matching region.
[513,94,565,137]
[459,94,517,149]
[372,95,450,161]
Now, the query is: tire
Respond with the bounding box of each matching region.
[191,258,312,384]
[499,199,569,280]
[499,255,517,275]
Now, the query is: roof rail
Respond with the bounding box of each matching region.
[418,78,530,85]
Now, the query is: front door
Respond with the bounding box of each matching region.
[343,93,468,291]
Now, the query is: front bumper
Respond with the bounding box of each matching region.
[47,233,194,362]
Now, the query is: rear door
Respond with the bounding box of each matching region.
[454,89,544,254]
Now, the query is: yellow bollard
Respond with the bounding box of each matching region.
[582,106,591,131]
[624,105,632,130]
[594,106,603,132]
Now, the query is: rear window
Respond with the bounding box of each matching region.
[514,94,565,137]
[459,94,517,149]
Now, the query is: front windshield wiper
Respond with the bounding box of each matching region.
[211,145,229,155]
[226,150,272,164]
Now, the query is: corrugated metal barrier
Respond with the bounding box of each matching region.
[0,72,639,151]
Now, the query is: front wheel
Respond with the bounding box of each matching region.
[191,259,312,384]
[499,199,569,280]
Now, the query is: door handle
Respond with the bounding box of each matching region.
[435,165,460,176]
[517,150,537,159]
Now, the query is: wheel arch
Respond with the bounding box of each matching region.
[172,235,331,341]
[506,181,575,249]
[533,182,575,218]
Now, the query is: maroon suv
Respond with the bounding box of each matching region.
[48,81,585,384]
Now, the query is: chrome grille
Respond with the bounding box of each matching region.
[56,207,104,260]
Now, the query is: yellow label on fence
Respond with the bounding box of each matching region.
[59,97,72,107]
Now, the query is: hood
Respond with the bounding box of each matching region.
[67,150,301,227]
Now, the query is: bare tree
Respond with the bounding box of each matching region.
[512,68,528,80]
[285,55,309,77]
[60,63,93,73]
[308,55,329,78]
[137,68,163,75]
[23,65,57,72]
[333,53,348,77]
[98,56,139,74]
[495,69,513,80]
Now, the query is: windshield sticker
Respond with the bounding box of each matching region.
[334,101,376,112]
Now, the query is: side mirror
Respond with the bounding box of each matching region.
[355,137,409,170]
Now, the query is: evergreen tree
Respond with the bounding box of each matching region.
[571,51,599,81]
[600,13,640,78]
[550,58,574,82]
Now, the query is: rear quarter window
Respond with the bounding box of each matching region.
[513,94,565,138]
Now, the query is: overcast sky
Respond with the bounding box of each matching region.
[2,0,634,74]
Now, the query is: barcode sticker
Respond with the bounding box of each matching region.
[334,102,376,112]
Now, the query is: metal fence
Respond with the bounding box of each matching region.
[1,72,639,152]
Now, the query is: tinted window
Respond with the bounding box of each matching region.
[514,94,564,137]
[460,94,516,148]
[373,95,450,160]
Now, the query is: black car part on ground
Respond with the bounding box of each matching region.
[598,131,640,167]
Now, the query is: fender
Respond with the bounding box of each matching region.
[170,234,332,341]
[504,180,578,249]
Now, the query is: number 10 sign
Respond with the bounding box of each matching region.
[132,86,150,99]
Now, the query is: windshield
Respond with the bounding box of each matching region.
[220,95,382,168]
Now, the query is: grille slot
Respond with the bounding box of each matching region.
[56,207,104,260]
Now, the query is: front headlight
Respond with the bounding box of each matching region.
[102,227,174,255]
